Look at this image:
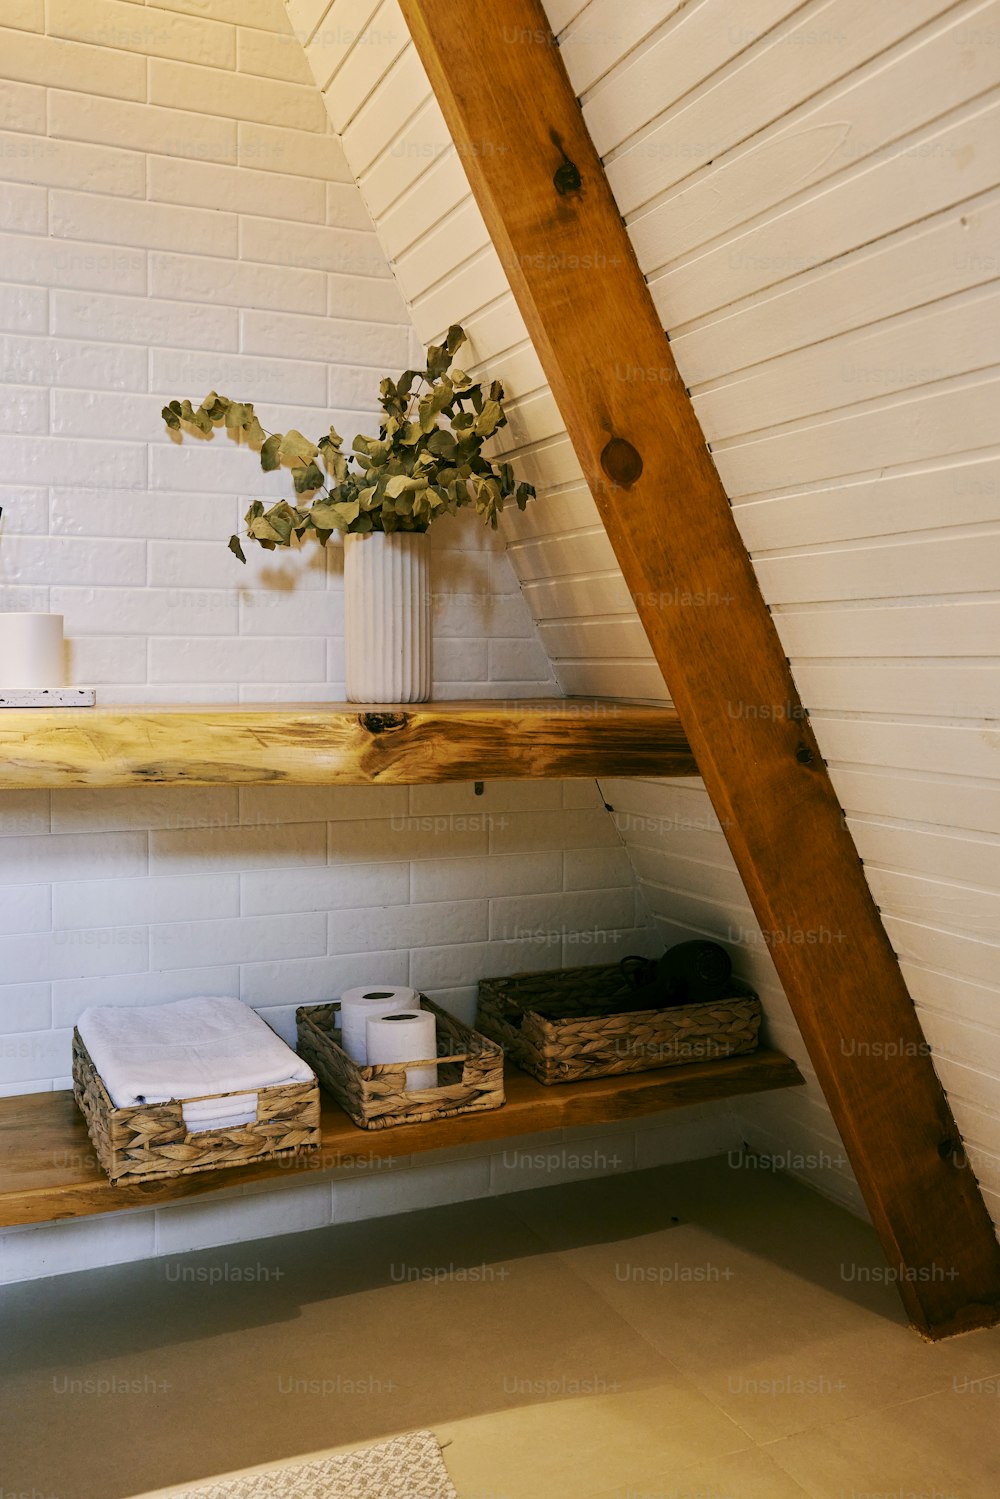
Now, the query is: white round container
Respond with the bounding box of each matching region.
[0,613,65,688]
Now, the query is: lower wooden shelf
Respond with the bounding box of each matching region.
[0,1049,804,1228]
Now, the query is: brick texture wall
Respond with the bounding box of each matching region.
[0,0,740,1282]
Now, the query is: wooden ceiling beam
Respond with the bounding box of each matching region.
[398,0,1000,1337]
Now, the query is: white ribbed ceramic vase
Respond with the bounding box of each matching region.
[343,531,431,703]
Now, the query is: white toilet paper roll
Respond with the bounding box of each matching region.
[0,613,64,689]
[366,1010,437,1091]
[338,986,417,1064]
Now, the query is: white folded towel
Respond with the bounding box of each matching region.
[178,1094,260,1133]
[77,996,315,1134]
[180,1094,259,1125]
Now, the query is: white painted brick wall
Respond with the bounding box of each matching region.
[0,0,558,713]
[0,0,742,1284]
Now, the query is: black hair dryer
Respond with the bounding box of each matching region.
[621,940,733,1010]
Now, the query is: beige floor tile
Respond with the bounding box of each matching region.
[507,1160,1000,1441]
[566,1218,1000,1441]
[3,1159,997,1499]
[766,1384,1000,1499]
[583,1445,812,1498]
[440,1379,753,1499]
[505,1156,919,1321]
[684,1314,1000,1443]
[197,1253,676,1457]
[0,1197,671,1499]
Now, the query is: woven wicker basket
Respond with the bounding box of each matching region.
[476,964,762,1085]
[72,1030,321,1185]
[296,998,504,1130]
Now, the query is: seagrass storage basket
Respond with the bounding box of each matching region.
[72,1030,321,1186]
[476,964,762,1085]
[296,997,504,1130]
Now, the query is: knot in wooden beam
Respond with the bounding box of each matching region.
[549,128,581,195]
[553,156,581,194]
[359,712,408,735]
[600,437,644,488]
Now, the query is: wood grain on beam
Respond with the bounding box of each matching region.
[0,699,695,788]
[0,1052,803,1227]
[398,0,1000,1337]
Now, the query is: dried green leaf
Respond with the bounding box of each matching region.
[279,429,319,465]
[311,498,359,530]
[474,399,503,438]
[323,449,348,482]
[259,433,282,472]
[293,461,324,494]
[248,517,283,543]
[418,382,453,433]
[426,429,457,459]
[203,392,228,420]
[224,401,250,431]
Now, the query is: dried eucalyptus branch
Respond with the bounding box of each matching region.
[162,325,535,562]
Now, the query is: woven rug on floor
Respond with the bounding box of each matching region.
[131,1430,459,1499]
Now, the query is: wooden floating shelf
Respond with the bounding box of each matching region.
[0,698,695,789]
[0,1051,803,1227]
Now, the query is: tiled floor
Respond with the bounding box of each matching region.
[1,1157,999,1499]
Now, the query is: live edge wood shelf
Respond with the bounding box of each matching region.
[0,698,695,789]
[0,1050,803,1227]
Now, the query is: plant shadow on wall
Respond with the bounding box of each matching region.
[162,325,535,701]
